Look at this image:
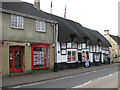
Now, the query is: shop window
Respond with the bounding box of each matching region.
[72,51,76,61]
[67,51,71,62]
[67,51,77,62]
[82,51,89,62]
[32,44,50,69]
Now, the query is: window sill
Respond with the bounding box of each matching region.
[32,67,49,69]
[11,27,24,30]
[36,30,46,33]
[67,61,77,63]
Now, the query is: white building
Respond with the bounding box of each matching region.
[48,14,111,71]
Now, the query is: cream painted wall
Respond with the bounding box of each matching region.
[104,34,119,62]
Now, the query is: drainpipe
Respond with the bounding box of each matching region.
[53,24,58,72]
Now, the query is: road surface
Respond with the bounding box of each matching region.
[73,72,118,88]
[12,66,118,88]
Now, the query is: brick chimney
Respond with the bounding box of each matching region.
[104,30,109,35]
[34,0,40,9]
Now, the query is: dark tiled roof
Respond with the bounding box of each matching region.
[48,13,111,46]
[81,27,99,45]
[1,1,54,22]
[47,14,87,43]
[1,1,111,47]
[91,30,111,47]
[110,35,120,45]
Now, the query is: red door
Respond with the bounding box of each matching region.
[9,47,23,72]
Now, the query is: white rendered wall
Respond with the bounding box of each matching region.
[56,42,67,63]
[101,53,104,63]
[56,42,78,63]
[90,53,93,63]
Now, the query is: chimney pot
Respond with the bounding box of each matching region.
[104,30,109,35]
[34,0,40,9]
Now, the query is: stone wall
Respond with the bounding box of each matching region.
[104,34,119,62]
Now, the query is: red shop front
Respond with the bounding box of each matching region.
[31,44,50,69]
[9,46,23,73]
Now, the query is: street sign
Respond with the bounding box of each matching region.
[85,61,89,67]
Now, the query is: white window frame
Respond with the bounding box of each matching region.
[72,43,77,48]
[36,20,46,32]
[78,44,82,49]
[82,43,86,49]
[61,42,66,49]
[67,43,71,48]
[67,50,77,63]
[11,15,23,29]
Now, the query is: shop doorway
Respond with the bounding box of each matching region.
[78,53,82,62]
[9,46,23,73]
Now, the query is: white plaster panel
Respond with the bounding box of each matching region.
[89,53,93,63]
[82,43,86,49]
[57,54,67,63]
[56,42,67,63]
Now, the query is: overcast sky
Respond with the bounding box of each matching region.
[21,0,119,36]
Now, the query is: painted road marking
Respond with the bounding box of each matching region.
[72,72,118,88]
[12,66,118,88]
[73,80,92,88]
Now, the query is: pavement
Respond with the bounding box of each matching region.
[1,63,119,88]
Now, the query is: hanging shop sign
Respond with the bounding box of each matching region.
[85,61,89,67]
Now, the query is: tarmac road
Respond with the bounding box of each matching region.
[12,66,118,88]
[73,72,119,88]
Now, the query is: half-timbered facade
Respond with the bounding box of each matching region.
[48,14,111,71]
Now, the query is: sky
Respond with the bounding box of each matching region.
[21,0,119,36]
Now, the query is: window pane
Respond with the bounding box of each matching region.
[72,51,76,61]
[61,43,66,49]
[33,46,49,69]
[36,20,45,32]
[67,51,71,62]
[11,15,23,28]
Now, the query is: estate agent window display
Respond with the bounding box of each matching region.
[32,44,50,69]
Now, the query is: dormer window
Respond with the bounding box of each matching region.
[36,20,45,32]
[11,15,23,29]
